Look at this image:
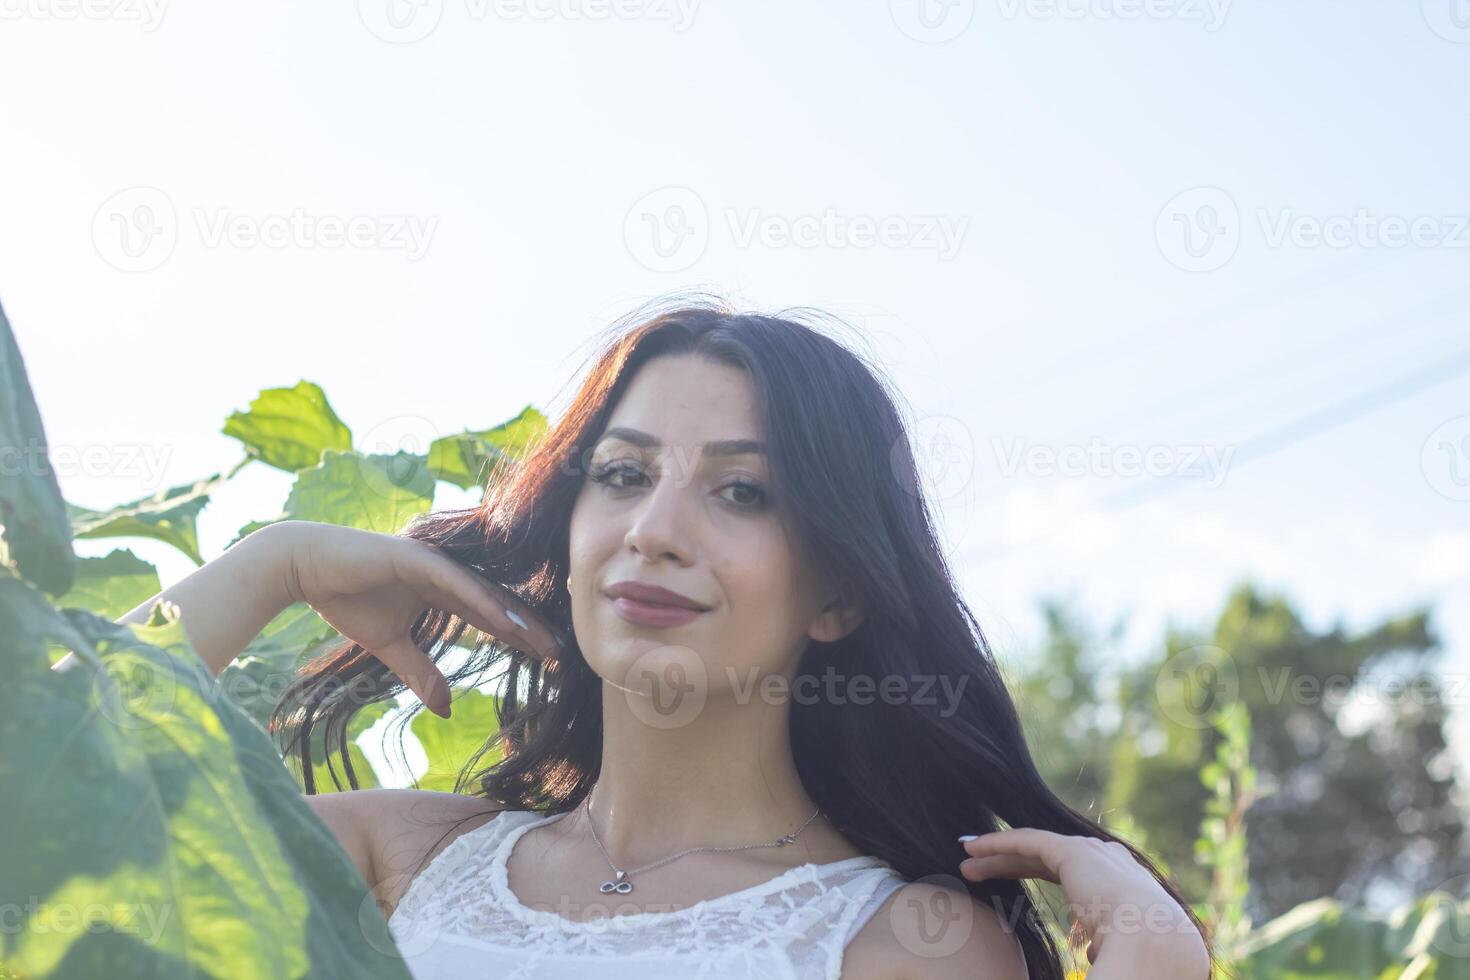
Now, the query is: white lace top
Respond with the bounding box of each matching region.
[386,807,919,979]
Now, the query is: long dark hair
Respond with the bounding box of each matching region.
[270,292,1217,978]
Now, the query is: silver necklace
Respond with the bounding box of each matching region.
[582,793,822,896]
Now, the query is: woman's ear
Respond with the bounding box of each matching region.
[807,592,864,644]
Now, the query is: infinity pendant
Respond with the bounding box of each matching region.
[599,870,634,895]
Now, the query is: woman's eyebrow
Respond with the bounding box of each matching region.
[598,426,766,457]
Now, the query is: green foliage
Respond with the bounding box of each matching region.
[9,287,1465,976]
[280,450,436,535]
[1192,701,1257,963]
[0,581,412,979]
[222,380,353,473]
[1235,892,1470,978]
[1021,584,1461,922]
[68,475,223,567]
[54,549,162,623]
[0,299,76,596]
[0,301,542,978]
[1014,586,1467,976]
[411,688,505,792]
[426,406,548,491]
[1013,600,1125,821]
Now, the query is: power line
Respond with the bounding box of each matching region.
[1106,341,1470,506]
[1088,285,1470,446]
[974,250,1407,412]
[964,340,1470,565]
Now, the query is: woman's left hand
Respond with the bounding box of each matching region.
[958,828,1211,975]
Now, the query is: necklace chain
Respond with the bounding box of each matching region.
[582,791,822,895]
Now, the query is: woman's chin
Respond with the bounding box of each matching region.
[587,636,713,691]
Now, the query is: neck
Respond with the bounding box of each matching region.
[568,680,824,867]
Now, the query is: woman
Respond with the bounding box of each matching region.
[124,296,1215,977]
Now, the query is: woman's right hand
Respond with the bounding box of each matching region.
[275,520,564,718]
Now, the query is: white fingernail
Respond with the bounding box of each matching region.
[505,608,528,630]
[958,835,978,842]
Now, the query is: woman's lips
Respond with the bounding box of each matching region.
[609,595,707,628]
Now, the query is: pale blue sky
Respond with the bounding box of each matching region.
[3,1,1467,783]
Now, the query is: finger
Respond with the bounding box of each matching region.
[958,853,1057,884]
[370,636,452,719]
[408,547,562,661]
[960,828,1070,866]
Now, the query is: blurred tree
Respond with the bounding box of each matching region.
[1015,582,1463,922]
[1012,598,1128,822]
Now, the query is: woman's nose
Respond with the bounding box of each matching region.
[622,474,696,562]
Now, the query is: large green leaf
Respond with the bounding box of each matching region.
[68,475,222,566]
[53,549,162,621]
[278,450,435,535]
[0,577,412,978]
[215,604,343,734]
[222,381,353,474]
[218,651,389,792]
[426,406,547,490]
[254,601,341,654]
[1236,893,1470,978]
[214,600,392,791]
[410,688,503,792]
[0,299,76,597]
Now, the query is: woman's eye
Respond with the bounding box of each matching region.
[590,461,767,510]
[720,479,768,509]
[588,460,646,489]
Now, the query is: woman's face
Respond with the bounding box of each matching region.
[567,354,853,702]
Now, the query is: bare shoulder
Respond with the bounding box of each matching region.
[307,787,507,916]
[841,880,1030,980]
